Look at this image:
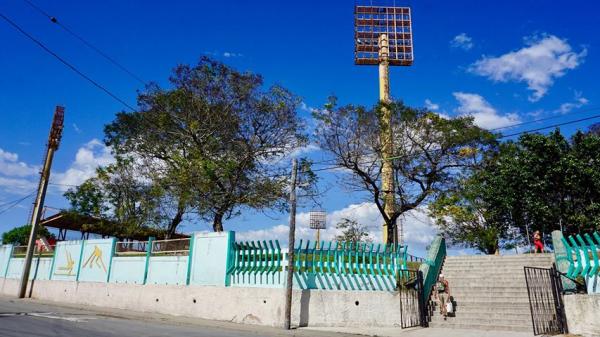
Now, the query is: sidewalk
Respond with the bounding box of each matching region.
[301,327,535,337]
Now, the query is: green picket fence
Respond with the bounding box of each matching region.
[228,239,410,284]
[561,231,600,279]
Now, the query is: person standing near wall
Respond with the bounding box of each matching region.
[434,274,451,320]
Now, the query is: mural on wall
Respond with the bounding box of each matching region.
[54,251,76,276]
[77,239,113,282]
[82,245,107,273]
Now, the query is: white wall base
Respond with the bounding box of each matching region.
[0,277,402,328]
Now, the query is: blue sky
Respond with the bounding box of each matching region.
[1,0,599,256]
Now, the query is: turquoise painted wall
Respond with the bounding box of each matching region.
[109,256,146,284]
[0,244,12,277]
[0,231,412,292]
[189,232,233,286]
[51,240,84,281]
[5,258,24,278]
[4,257,53,280]
[78,238,114,283]
[146,256,189,285]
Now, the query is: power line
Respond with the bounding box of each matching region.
[22,0,147,86]
[489,105,600,132]
[0,11,136,111]
[0,191,36,216]
[500,112,600,139]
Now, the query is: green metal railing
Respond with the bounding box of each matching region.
[561,231,600,279]
[418,236,446,304]
[227,239,410,288]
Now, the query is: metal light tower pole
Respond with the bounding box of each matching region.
[354,2,413,244]
[18,106,64,298]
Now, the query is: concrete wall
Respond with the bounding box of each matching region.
[0,244,12,277]
[146,256,189,285]
[51,240,84,281]
[78,238,115,283]
[5,257,53,280]
[0,277,402,328]
[109,256,146,284]
[564,294,600,337]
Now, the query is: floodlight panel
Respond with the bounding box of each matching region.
[309,210,327,230]
[354,5,413,66]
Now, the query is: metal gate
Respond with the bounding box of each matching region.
[397,269,426,328]
[523,266,568,335]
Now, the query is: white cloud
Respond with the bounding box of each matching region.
[223,52,243,58]
[450,33,474,50]
[0,148,38,178]
[424,99,440,111]
[236,202,437,255]
[53,139,114,191]
[424,99,451,119]
[469,34,586,101]
[453,92,520,129]
[0,176,37,195]
[555,91,589,114]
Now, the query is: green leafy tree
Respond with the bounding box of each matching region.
[433,129,600,252]
[335,218,372,244]
[314,99,495,243]
[104,57,307,232]
[2,225,55,245]
[64,158,166,238]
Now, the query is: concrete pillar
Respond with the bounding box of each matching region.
[188,231,235,286]
[551,230,576,292]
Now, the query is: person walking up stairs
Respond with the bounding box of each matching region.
[428,254,553,332]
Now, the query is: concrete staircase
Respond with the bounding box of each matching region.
[428,254,553,332]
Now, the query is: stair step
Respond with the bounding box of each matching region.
[442,262,552,268]
[428,321,532,332]
[443,298,531,305]
[446,254,553,260]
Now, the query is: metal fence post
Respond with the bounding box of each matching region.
[75,240,86,282]
[106,237,117,283]
[186,234,195,285]
[143,237,154,285]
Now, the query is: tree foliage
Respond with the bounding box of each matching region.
[432,129,600,253]
[314,99,495,243]
[2,225,55,245]
[96,57,306,233]
[335,218,372,244]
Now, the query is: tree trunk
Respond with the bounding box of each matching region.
[213,212,224,232]
[165,207,184,239]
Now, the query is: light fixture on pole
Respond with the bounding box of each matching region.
[354,0,413,244]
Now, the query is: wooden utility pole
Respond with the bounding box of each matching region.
[18,106,64,298]
[283,158,298,330]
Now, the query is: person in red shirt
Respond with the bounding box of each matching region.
[533,230,544,254]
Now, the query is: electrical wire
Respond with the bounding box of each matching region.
[0,191,36,216]
[0,11,137,112]
[21,0,147,86]
[489,105,600,132]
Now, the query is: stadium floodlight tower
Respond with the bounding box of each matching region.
[309,209,327,249]
[354,1,413,245]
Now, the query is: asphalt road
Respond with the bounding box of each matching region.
[0,296,353,337]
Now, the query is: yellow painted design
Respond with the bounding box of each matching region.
[55,251,75,276]
[82,245,107,273]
